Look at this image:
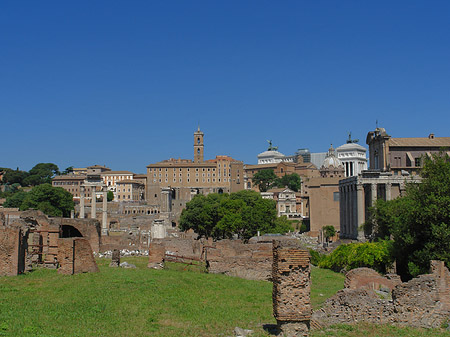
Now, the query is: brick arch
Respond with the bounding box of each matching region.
[60,219,101,253]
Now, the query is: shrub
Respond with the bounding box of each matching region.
[319,240,394,273]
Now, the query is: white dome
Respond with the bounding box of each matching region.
[321,145,343,169]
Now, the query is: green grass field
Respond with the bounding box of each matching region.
[0,257,448,336]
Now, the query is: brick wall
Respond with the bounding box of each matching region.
[344,267,402,291]
[0,225,28,276]
[313,261,450,329]
[272,239,311,336]
[57,238,99,275]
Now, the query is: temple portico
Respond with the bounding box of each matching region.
[339,171,420,240]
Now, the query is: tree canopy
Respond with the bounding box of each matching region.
[252,169,302,192]
[24,163,60,186]
[179,190,292,240]
[368,152,450,279]
[252,169,278,192]
[16,183,74,217]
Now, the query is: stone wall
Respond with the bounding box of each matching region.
[0,224,28,276]
[272,240,311,336]
[313,261,450,329]
[57,238,99,275]
[206,239,273,280]
[145,235,299,281]
[58,218,101,253]
[344,267,402,291]
[148,240,165,269]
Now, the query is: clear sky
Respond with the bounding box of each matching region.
[2,1,450,173]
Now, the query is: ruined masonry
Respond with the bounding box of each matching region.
[57,238,99,275]
[313,260,450,329]
[272,240,311,337]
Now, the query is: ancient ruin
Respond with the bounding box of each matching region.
[57,238,99,275]
[272,240,311,337]
[0,210,100,276]
[313,260,450,329]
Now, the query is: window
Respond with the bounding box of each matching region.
[333,192,339,201]
[415,157,421,167]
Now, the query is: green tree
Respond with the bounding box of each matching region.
[369,152,450,279]
[20,183,74,217]
[62,166,74,175]
[252,169,277,192]
[275,173,302,192]
[24,163,60,186]
[107,190,114,201]
[323,225,336,242]
[3,168,29,186]
[3,190,28,208]
[179,190,290,240]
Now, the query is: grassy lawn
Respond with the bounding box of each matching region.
[0,257,448,336]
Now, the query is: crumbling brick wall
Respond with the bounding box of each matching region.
[313,260,450,329]
[148,240,165,269]
[57,238,99,275]
[206,239,273,280]
[59,218,101,253]
[0,224,29,276]
[344,267,402,291]
[272,240,311,336]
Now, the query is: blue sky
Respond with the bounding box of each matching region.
[2,1,450,173]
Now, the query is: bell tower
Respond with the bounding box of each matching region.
[194,126,204,163]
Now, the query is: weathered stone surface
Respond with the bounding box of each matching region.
[207,239,273,280]
[272,239,311,336]
[120,261,136,269]
[148,240,165,269]
[57,238,99,275]
[344,267,402,291]
[313,261,450,329]
[0,224,29,276]
[109,249,120,267]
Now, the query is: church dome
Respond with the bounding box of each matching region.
[321,145,343,169]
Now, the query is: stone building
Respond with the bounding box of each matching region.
[101,170,134,199]
[116,179,145,201]
[336,136,368,177]
[367,128,450,175]
[338,127,443,240]
[146,128,244,221]
[262,187,304,219]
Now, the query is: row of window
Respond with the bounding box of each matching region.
[153,172,231,178]
[152,178,230,183]
[148,166,230,172]
[54,181,80,185]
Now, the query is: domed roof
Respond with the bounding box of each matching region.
[321,145,343,169]
[336,142,367,152]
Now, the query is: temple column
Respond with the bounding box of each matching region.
[339,186,344,237]
[386,182,392,201]
[102,186,108,235]
[357,184,364,228]
[80,186,85,219]
[91,186,96,219]
[357,183,365,241]
[371,183,377,206]
[346,185,351,238]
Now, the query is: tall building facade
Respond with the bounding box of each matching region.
[146,128,244,221]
